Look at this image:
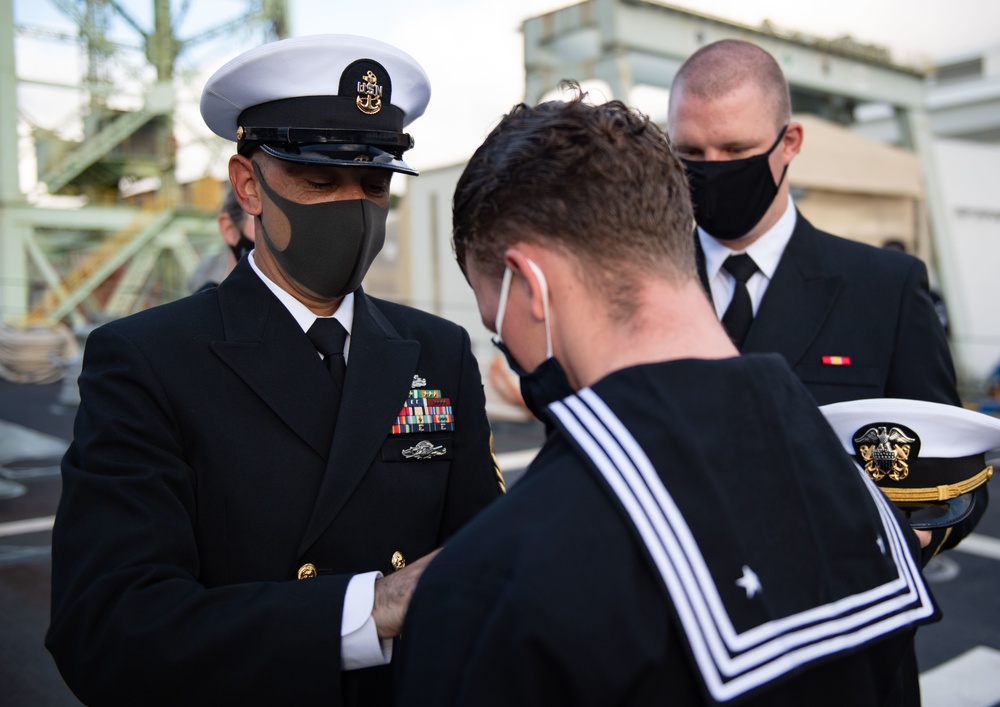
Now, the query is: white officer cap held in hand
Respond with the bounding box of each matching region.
[821,398,1000,530]
[200,34,431,175]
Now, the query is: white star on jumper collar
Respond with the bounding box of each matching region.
[736,565,762,599]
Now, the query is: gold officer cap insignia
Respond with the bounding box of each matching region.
[853,423,919,482]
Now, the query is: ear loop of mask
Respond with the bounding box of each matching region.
[527,259,553,359]
[493,266,514,345]
[493,258,552,359]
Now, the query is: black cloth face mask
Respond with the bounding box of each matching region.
[493,339,573,428]
[252,161,387,298]
[681,126,788,241]
[491,261,574,426]
[229,233,254,263]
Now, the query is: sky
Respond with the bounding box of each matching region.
[287,0,1000,174]
[11,0,1000,192]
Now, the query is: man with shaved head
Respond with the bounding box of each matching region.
[667,39,979,565]
[668,39,976,707]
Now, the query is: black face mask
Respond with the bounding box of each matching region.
[229,233,254,263]
[253,161,387,298]
[492,261,574,427]
[493,339,573,427]
[681,126,788,241]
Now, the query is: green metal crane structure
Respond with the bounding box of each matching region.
[0,0,288,328]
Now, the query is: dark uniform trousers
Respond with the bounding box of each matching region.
[46,258,502,707]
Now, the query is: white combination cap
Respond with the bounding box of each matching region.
[821,398,1000,529]
[200,34,431,175]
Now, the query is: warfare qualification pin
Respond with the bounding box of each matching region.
[356,70,382,115]
[402,440,447,460]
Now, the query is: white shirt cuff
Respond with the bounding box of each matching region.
[341,571,393,671]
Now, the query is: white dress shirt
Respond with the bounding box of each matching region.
[698,195,797,320]
[249,251,391,670]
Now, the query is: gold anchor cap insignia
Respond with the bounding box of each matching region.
[356,70,383,115]
[853,423,920,482]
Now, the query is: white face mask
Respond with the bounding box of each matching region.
[493,258,553,360]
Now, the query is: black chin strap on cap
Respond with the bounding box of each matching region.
[237,126,413,156]
[251,141,418,176]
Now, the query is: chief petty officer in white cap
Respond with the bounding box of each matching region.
[47,35,503,707]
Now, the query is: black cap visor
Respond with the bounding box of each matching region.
[904,488,981,530]
[256,142,417,176]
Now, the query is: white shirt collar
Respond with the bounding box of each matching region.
[698,194,797,283]
[698,195,798,319]
[248,250,355,355]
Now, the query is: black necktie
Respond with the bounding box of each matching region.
[307,318,347,390]
[721,254,759,350]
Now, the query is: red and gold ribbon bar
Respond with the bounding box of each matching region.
[822,356,852,366]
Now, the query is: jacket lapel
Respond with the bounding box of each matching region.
[297,291,420,555]
[211,259,338,458]
[743,214,842,366]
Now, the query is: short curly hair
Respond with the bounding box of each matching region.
[452,88,695,320]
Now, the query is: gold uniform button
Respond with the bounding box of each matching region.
[391,551,406,571]
[297,563,317,580]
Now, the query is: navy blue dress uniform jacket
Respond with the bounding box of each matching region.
[697,212,978,562]
[46,258,502,706]
[397,356,933,706]
[697,212,960,408]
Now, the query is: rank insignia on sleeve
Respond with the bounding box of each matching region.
[391,388,455,434]
[821,356,852,366]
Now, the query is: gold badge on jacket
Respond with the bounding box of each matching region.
[391,377,454,435]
